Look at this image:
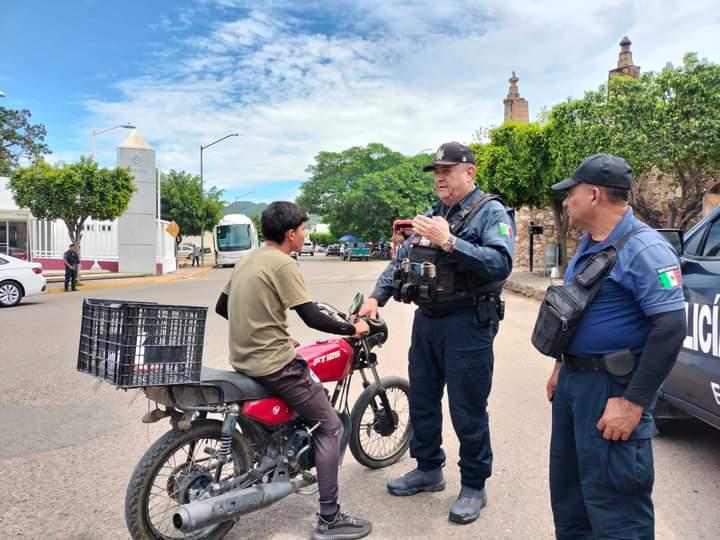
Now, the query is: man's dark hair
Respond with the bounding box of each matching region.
[601,186,631,204]
[261,201,309,243]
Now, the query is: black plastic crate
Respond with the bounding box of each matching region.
[77,299,207,388]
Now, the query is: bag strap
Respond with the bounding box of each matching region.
[448,192,504,235]
[574,227,641,292]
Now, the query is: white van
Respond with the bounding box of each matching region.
[301,239,314,256]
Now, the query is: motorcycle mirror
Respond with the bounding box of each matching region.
[348,292,364,315]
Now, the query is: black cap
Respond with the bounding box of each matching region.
[551,153,633,191]
[423,142,476,172]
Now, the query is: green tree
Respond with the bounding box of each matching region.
[547,55,720,229]
[0,106,51,175]
[9,157,134,249]
[630,54,720,228]
[309,232,336,245]
[297,143,407,229]
[160,170,225,236]
[339,155,436,240]
[472,122,574,264]
[298,145,435,240]
[251,213,264,242]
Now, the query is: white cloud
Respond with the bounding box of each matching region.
[78,0,720,192]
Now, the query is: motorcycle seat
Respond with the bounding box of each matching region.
[199,367,276,402]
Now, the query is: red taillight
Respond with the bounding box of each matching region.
[32,267,42,274]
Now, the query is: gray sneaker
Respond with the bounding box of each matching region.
[311,509,371,540]
[386,467,445,496]
[448,486,487,524]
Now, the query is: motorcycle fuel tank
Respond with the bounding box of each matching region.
[242,398,295,427]
[297,339,354,383]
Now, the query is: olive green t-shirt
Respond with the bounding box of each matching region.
[223,246,312,377]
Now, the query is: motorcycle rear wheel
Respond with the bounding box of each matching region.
[349,376,411,469]
[125,419,253,540]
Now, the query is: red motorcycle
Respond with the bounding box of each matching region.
[113,294,411,540]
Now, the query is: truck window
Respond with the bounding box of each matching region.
[683,228,705,256]
[701,219,720,257]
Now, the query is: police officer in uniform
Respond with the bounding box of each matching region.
[63,243,79,292]
[359,142,515,524]
[546,154,686,539]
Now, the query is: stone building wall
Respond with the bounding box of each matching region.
[511,171,719,272]
[512,206,582,272]
[504,36,719,271]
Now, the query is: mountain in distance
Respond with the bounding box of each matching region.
[223,200,322,225]
[222,201,267,217]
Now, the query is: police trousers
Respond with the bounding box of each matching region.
[550,366,657,540]
[408,309,497,490]
[64,268,77,290]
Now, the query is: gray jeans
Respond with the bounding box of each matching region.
[256,358,342,515]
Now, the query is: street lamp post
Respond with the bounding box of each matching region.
[200,133,240,265]
[92,123,136,161]
[233,191,255,203]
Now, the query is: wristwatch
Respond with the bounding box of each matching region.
[440,235,456,253]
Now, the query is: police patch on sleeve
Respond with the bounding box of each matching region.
[656,265,682,289]
[498,223,513,237]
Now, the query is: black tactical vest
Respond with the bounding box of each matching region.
[392,192,506,311]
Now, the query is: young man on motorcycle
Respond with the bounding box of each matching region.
[215,201,372,540]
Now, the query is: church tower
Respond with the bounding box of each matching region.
[503,72,529,123]
[609,36,640,79]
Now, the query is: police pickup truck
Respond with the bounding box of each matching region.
[655,206,720,430]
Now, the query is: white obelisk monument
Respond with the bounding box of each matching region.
[117,129,157,274]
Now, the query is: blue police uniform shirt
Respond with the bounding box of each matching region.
[370,187,516,305]
[64,249,78,266]
[565,207,685,356]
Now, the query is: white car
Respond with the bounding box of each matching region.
[177,243,194,258]
[0,254,47,307]
[300,240,315,256]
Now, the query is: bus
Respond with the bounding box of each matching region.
[213,214,259,266]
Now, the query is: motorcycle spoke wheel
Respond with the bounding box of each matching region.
[126,420,252,540]
[350,377,411,469]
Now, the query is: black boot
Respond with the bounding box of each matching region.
[448,486,487,524]
[387,467,445,496]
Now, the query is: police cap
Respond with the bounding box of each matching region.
[423,142,476,172]
[551,153,633,191]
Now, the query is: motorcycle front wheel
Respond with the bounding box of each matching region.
[125,419,253,540]
[349,376,412,469]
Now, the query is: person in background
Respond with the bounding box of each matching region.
[191,244,200,267]
[63,243,79,292]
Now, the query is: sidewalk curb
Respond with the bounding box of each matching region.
[46,266,214,294]
[504,279,547,302]
[45,272,146,284]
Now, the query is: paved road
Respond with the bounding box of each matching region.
[1,256,718,539]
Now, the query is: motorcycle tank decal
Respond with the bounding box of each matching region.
[297,339,354,382]
[242,398,296,426]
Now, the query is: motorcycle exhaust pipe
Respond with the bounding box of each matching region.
[173,475,311,533]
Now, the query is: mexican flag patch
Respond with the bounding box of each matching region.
[656,265,682,289]
[498,223,513,237]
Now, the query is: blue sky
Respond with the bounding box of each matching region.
[2,0,719,204]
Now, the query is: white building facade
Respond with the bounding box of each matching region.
[0,128,176,273]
